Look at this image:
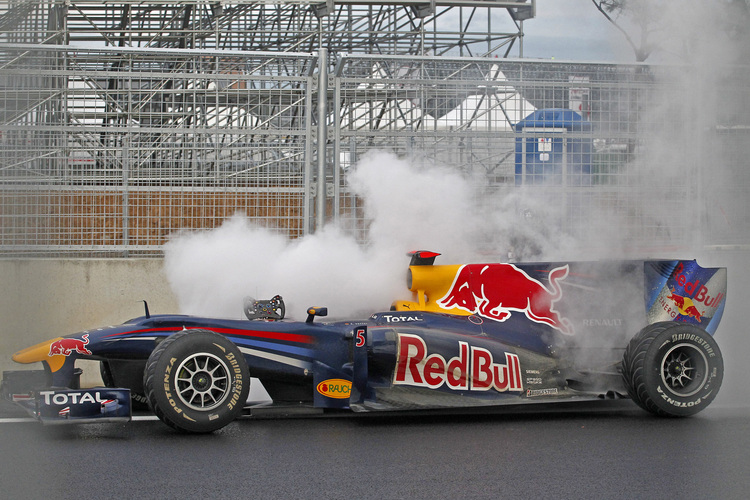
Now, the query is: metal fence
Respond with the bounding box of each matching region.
[332,55,750,255]
[0,44,317,255]
[2,44,749,257]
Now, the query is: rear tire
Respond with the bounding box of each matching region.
[143,330,250,433]
[622,322,723,417]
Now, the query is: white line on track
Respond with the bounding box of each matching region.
[0,415,159,424]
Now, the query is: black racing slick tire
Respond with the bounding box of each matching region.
[622,322,723,417]
[143,330,250,433]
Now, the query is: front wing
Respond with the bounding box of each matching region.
[2,370,131,424]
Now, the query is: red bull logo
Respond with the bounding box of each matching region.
[671,262,725,309]
[48,334,92,356]
[659,262,726,324]
[666,287,705,322]
[646,261,726,331]
[393,334,523,393]
[436,263,573,335]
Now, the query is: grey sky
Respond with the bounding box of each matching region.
[522,0,634,62]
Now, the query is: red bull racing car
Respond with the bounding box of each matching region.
[2,252,726,433]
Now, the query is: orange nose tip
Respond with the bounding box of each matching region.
[12,337,67,372]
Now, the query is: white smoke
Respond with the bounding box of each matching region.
[163,152,511,320]
[345,150,478,261]
[162,147,610,321]
[163,215,393,320]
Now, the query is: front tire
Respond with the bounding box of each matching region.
[144,330,250,433]
[622,322,723,417]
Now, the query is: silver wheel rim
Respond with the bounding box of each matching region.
[660,343,709,398]
[175,352,231,411]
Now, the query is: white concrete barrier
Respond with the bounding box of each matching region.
[1,259,178,385]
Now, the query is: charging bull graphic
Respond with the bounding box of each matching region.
[48,334,92,356]
[437,264,573,335]
[667,287,705,323]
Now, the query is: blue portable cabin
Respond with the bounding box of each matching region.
[514,109,593,186]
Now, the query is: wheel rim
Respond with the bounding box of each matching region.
[175,352,231,411]
[660,343,709,398]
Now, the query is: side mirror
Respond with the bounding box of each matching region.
[305,307,328,323]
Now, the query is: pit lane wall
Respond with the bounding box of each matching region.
[0,259,178,386]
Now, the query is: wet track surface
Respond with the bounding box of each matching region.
[1,402,749,500]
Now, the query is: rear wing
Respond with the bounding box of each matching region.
[644,260,726,334]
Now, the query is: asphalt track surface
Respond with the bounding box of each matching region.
[1,402,749,500]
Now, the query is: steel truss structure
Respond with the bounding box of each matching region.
[1,0,534,56]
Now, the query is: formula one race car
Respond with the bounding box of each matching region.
[2,252,726,433]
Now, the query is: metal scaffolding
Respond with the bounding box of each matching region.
[1,0,534,56]
[1,1,749,257]
[0,1,538,255]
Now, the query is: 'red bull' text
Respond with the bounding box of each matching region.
[393,333,523,393]
[671,262,725,310]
